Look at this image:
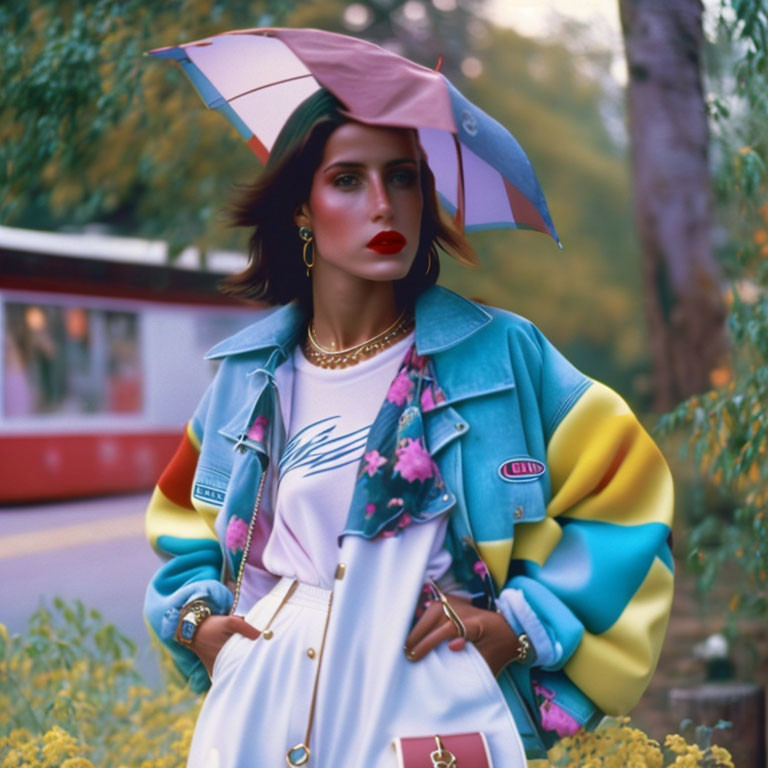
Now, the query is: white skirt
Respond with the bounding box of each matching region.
[187,519,527,768]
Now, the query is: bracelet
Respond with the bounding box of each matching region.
[175,599,212,648]
[511,632,534,664]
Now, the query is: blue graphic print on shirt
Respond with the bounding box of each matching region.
[278,416,371,478]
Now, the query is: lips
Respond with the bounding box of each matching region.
[366,230,407,254]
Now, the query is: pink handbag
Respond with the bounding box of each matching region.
[392,733,494,768]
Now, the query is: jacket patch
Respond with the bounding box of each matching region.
[498,457,545,483]
[192,482,226,506]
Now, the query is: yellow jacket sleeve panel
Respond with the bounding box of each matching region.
[547,381,674,529]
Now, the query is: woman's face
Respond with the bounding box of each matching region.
[295,121,423,284]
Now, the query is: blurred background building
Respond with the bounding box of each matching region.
[1,226,257,502]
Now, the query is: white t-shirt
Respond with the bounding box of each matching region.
[260,330,452,589]
[238,332,453,606]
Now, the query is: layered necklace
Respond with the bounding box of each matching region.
[303,308,414,369]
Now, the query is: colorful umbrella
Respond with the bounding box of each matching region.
[149,28,560,244]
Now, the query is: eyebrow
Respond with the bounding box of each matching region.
[322,157,419,173]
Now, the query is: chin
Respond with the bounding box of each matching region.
[359,265,414,283]
[360,255,417,281]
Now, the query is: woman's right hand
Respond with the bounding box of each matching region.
[190,615,262,677]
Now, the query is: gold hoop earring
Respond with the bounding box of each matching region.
[299,226,314,277]
[425,249,433,276]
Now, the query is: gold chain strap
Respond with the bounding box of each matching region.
[285,572,340,766]
[229,467,268,616]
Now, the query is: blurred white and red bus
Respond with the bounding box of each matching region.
[0,225,262,503]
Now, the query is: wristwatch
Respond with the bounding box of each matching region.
[175,599,212,648]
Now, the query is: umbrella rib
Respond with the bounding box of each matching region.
[228,74,316,103]
[452,134,466,233]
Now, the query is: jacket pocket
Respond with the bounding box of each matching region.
[471,475,548,550]
[501,476,547,525]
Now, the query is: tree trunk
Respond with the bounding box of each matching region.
[619,0,727,411]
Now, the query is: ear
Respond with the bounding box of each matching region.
[293,203,311,229]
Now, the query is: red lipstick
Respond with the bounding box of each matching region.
[366,230,407,254]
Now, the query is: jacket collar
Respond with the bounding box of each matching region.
[204,285,492,360]
[414,285,492,355]
[204,301,307,360]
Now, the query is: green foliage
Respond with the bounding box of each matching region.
[536,716,734,767]
[0,0,298,255]
[0,602,200,767]
[656,0,768,623]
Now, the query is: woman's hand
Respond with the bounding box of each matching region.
[404,595,520,678]
[189,615,261,677]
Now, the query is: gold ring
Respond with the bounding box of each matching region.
[438,595,467,639]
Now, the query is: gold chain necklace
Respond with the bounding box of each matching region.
[303,309,414,369]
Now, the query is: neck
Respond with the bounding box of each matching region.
[310,275,402,351]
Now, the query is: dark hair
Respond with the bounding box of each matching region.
[222,89,478,309]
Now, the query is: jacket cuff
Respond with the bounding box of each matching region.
[145,578,233,691]
[504,575,584,669]
[497,586,562,668]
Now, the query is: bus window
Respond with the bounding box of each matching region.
[3,301,142,417]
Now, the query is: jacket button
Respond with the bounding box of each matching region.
[442,494,450,502]
[514,505,524,520]
[307,648,316,659]
[455,423,465,432]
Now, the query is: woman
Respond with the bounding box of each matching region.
[144,88,674,767]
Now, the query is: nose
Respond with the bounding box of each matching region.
[369,174,394,222]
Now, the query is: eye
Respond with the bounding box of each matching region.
[333,173,360,189]
[389,168,418,187]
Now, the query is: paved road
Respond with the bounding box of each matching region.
[0,493,165,682]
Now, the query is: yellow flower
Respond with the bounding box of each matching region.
[40,726,79,767]
[1,749,23,768]
[707,744,735,767]
[665,734,688,754]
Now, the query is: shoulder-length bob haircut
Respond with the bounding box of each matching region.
[222,89,478,309]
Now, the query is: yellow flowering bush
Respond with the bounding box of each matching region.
[1,602,734,768]
[0,601,200,768]
[532,717,734,768]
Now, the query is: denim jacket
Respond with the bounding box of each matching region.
[144,285,674,759]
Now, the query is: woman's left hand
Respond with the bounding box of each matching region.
[404,594,520,677]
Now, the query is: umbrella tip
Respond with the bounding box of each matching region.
[435,55,443,73]
[556,238,564,250]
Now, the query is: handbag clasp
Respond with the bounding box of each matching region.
[430,736,457,768]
